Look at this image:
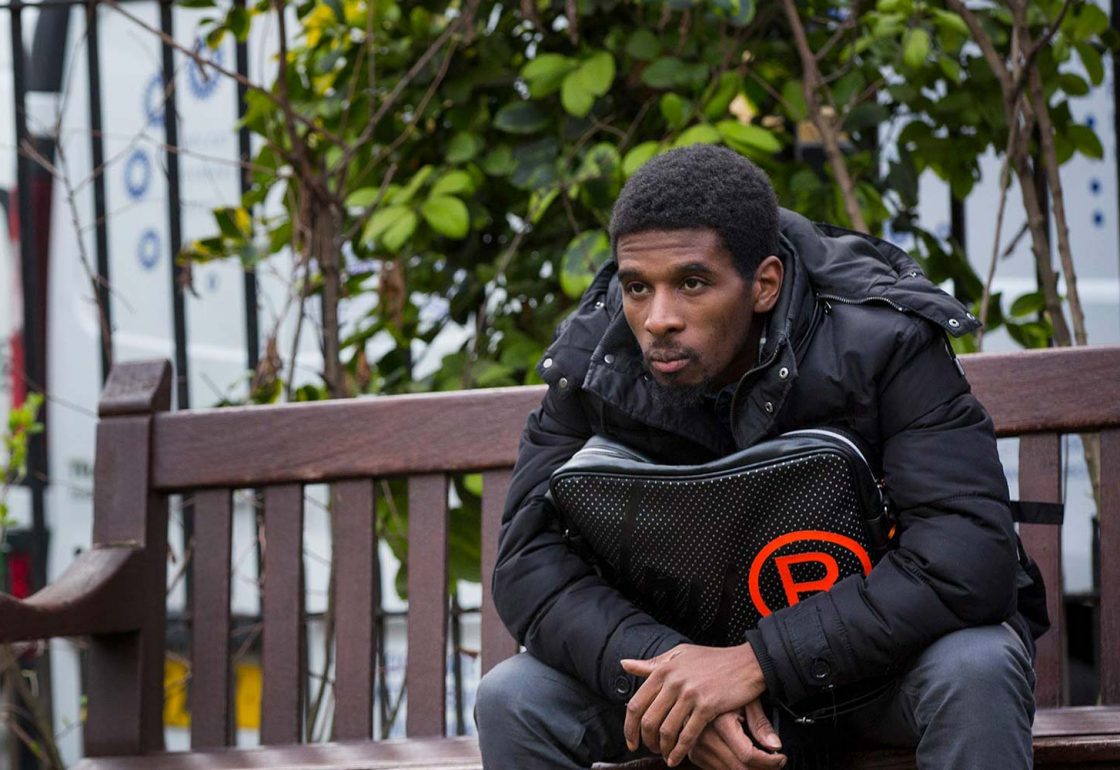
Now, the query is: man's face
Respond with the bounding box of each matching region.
[617,229,762,395]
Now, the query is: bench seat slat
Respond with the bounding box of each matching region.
[333,479,378,739]
[190,488,233,748]
[261,484,305,744]
[1101,430,1120,704]
[481,470,517,675]
[1017,433,1064,708]
[407,474,449,737]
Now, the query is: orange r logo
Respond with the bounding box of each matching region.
[748,530,872,618]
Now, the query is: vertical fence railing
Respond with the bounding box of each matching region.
[85,0,112,384]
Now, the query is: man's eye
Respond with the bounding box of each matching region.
[682,277,706,291]
[626,283,650,296]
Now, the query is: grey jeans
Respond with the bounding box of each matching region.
[475,624,1036,769]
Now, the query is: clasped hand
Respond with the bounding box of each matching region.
[620,643,786,769]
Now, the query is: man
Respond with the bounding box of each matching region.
[476,145,1041,769]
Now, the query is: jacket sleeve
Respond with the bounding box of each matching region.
[492,380,689,702]
[746,318,1018,705]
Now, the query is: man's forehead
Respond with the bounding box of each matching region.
[615,228,732,267]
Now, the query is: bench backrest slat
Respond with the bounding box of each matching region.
[151,389,543,491]
[190,488,234,748]
[481,470,518,676]
[1101,429,1120,705]
[1018,433,1065,708]
[261,485,306,744]
[406,474,450,737]
[333,480,379,740]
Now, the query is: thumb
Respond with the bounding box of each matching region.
[744,700,781,751]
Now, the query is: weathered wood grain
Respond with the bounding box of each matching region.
[261,485,305,745]
[406,474,449,738]
[1018,433,1065,708]
[190,489,233,748]
[333,480,378,740]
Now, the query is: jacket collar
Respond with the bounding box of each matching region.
[581,209,978,452]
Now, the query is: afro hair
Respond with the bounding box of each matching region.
[608,145,780,278]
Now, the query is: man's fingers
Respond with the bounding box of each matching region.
[712,713,755,765]
[667,708,710,766]
[621,658,656,676]
[744,700,781,751]
[639,687,677,754]
[623,676,661,751]
[658,699,691,761]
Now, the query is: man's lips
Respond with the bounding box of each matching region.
[648,354,691,374]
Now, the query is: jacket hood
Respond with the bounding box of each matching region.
[778,209,980,337]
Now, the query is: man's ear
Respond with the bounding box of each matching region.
[752,255,784,314]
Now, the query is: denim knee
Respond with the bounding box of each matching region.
[910,624,1035,712]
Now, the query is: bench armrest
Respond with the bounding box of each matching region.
[0,546,145,642]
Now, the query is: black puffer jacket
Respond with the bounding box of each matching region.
[492,209,1042,708]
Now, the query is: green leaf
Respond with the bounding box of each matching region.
[930,9,968,37]
[482,145,517,176]
[431,170,474,197]
[622,141,661,176]
[345,187,381,209]
[937,55,962,84]
[529,188,560,224]
[1069,123,1104,159]
[179,0,216,7]
[362,205,417,250]
[226,4,250,39]
[522,53,577,97]
[1074,41,1104,86]
[1073,4,1108,39]
[396,166,434,205]
[716,120,781,154]
[673,123,722,148]
[902,27,931,70]
[702,71,740,121]
[576,51,616,97]
[660,93,690,129]
[781,80,808,121]
[463,473,484,497]
[421,195,470,239]
[574,143,621,182]
[494,101,550,134]
[1009,291,1046,318]
[1057,72,1090,97]
[560,230,611,299]
[876,0,911,13]
[446,132,482,163]
[641,57,684,89]
[1006,320,1051,349]
[626,29,662,60]
[561,72,595,117]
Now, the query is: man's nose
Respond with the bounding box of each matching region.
[644,293,684,337]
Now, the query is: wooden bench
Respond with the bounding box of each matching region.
[1,346,1119,769]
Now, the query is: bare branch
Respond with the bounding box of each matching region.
[103,0,348,152]
[781,0,867,232]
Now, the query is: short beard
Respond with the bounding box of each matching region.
[647,377,710,410]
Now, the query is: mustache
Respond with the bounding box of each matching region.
[644,343,700,364]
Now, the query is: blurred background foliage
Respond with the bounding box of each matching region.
[177,0,1114,587]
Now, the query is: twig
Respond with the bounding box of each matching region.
[781,0,867,232]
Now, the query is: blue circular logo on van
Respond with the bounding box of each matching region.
[124,150,152,200]
[138,230,161,270]
[188,40,224,100]
[144,73,165,128]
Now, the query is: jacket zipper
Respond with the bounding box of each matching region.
[816,292,910,314]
